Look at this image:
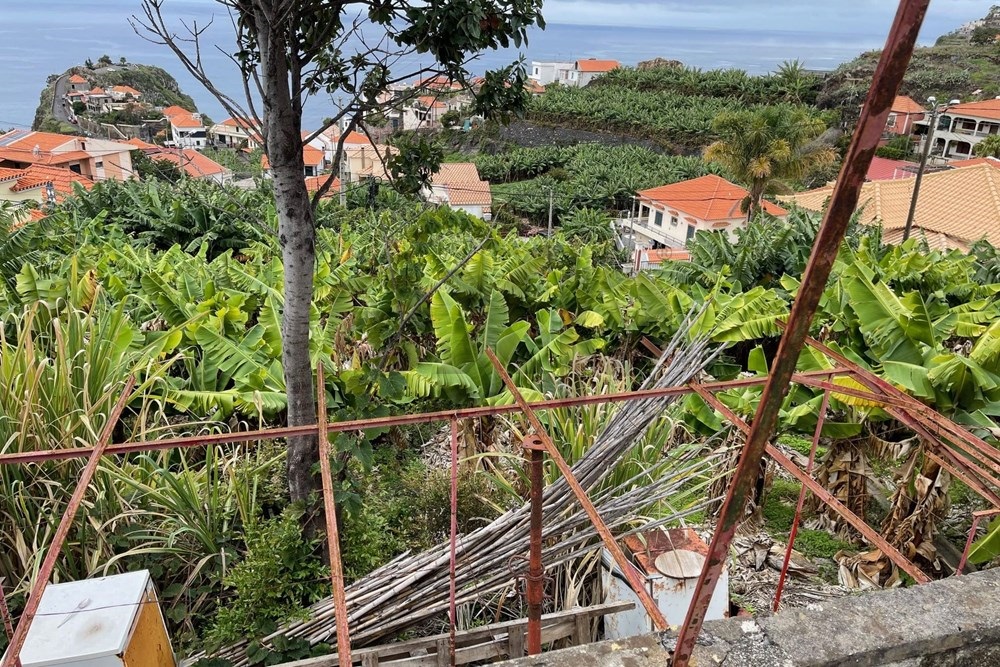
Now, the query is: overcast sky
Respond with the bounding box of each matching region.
[539,0,994,33]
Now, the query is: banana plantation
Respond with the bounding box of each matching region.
[2,176,1000,663]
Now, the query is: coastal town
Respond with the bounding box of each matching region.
[3,3,1000,667]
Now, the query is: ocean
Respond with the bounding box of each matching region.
[0,1,985,132]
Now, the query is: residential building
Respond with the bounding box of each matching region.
[128,139,232,184]
[632,247,691,273]
[209,117,263,150]
[162,105,207,149]
[85,87,113,113]
[319,128,395,182]
[913,98,1000,160]
[109,85,142,102]
[0,129,134,181]
[529,61,574,86]
[424,162,492,220]
[624,174,787,249]
[261,144,327,177]
[883,95,926,136]
[0,164,94,212]
[783,162,1000,251]
[866,156,917,181]
[67,74,89,93]
[572,58,620,86]
[305,174,340,199]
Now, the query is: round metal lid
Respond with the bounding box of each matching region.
[654,549,706,578]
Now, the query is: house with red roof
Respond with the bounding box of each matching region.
[162,106,207,149]
[209,117,263,150]
[885,95,926,136]
[529,61,575,86]
[261,144,327,178]
[866,156,917,181]
[424,163,492,220]
[109,85,143,102]
[67,74,89,93]
[0,129,134,181]
[913,98,1000,160]
[0,164,94,216]
[572,58,620,86]
[128,139,232,184]
[627,174,787,249]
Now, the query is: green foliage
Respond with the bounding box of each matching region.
[876,134,915,160]
[131,149,185,183]
[973,134,1000,158]
[92,64,199,110]
[207,509,328,646]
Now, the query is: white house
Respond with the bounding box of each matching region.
[529,61,574,86]
[209,117,263,150]
[573,59,620,86]
[161,105,207,149]
[424,163,492,220]
[913,98,1000,161]
[624,174,787,249]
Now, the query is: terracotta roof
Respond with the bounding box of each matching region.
[218,116,259,130]
[867,156,917,181]
[162,105,194,119]
[169,113,203,129]
[431,163,491,207]
[525,80,546,95]
[305,175,340,197]
[414,75,461,90]
[88,87,108,96]
[638,174,787,221]
[68,74,87,84]
[0,130,74,153]
[146,148,229,178]
[341,131,372,145]
[417,96,447,110]
[783,162,1000,251]
[303,145,324,166]
[640,248,691,265]
[1,164,94,201]
[948,156,1000,169]
[575,58,620,73]
[947,99,1000,121]
[891,95,925,115]
[126,137,159,150]
[112,85,142,97]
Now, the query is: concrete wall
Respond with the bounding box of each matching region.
[497,567,1000,667]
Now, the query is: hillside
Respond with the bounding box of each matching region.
[818,6,1000,111]
[32,61,198,132]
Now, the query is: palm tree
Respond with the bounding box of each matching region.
[704,105,837,218]
[973,134,1000,158]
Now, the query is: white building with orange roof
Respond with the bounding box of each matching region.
[109,85,143,102]
[0,164,95,211]
[209,117,263,150]
[913,98,1000,161]
[67,74,89,93]
[161,105,207,149]
[529,61,575,86]
[572,58,620,86]
[625,174,787,249]
[0,129,134,181]
[424,162,492,220]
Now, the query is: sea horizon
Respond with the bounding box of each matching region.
[0,2,985,132]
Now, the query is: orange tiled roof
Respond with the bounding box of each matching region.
[169,113,203,128]
[88,87,108,96]
[638,174,787,221]
[219,116,259,130]
[891,95,925,115]
[303,145,324,166]
[414,75,461,90]
[68,74,87,84]
[782,162,1000,251]
[305,175,340,197]
[417,96,447,110]
[112,85,142,97]
[0,130,75,153]
[432,163,491,207]
[575,58,620,73]
[146,148,229,178]
[640,248,691,265]
[126,137,159,150]
[162,105,194,119]
[948,156,1000,169]
[947,99,1000,121]
[2,164,94,201]
[867,156,917,181]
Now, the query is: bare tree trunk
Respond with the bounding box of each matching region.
[258,17,319,507]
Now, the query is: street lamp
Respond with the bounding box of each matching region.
[902,96,960,242]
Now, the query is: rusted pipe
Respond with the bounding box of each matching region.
[449,417,460,666]
[0,577,14,645]
[484,348,669,631]
[1,376,136,667]
[316,364,352,667]
[957,509,1000,575]
[524,434,546,655]
[773,389,830,612]
[671,2,929,662]
[688,384,929,585]
[0,370,848,467]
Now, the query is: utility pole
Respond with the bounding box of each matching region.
[338,95,347,208]
[903,97,956,241]
[547,187,553,236]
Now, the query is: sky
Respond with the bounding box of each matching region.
[539,0,994,32]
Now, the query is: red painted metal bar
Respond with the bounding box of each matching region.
[484,348,669,631]
[0,370,848,467]
[448,417,460,666]
[801,338,1000,471]
[688,384,930,585]
[0,577,14,644]
[316,364,352,667]
[1,377,136,667]
[957,509,1000,575]
[926,450,1000,508]
[524,434,546,655]
[672,2,929,657]
[773,389,830,612]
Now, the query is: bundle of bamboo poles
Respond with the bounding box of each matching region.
[197,317,724,665]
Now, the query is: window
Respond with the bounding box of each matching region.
[686,225,696,241]
[95,160,104,168]
[670,215,678,226]
[886,113,897,129]
[533,67,539,76]
[654,211,663,226]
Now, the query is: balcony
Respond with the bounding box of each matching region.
[616,216,685,250]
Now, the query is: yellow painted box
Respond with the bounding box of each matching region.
[12,570,176,667]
